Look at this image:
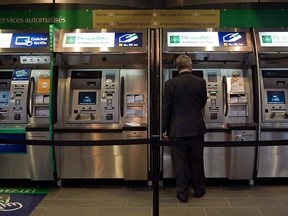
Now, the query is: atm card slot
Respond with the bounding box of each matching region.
[209,107,219,110]
[105,107,115,110]
[87,82,96,86]
[0,82,7,87]
[271,109,287,113]
[13,109,23,113]
[14,85,25,89]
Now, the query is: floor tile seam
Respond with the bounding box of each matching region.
[94,207,100,216]
[203,207,208,216]
[256,207,265,216]
[73,199,80,208]
[227,197,232,207]
[275,197,288,206]
[38,207,47,216]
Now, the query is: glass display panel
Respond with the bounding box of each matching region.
[267,91,286,104]
[78,92,96,105]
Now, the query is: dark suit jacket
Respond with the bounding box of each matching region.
[162,72,207,138]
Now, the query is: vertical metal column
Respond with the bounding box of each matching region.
[150,28,161,216]
[151,135,160,216]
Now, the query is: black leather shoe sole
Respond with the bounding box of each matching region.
[195,189,206,198]
[177,192,189,203]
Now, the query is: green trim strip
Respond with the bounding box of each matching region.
[0,129,26,134]
[0,188,50,195]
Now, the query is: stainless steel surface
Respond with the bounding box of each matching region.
[55,29,149,181]
[258,131,288,177]
[123,131,148,180]
[55,132,124,179]
[228,130,256,180]
[0,154,30,179]
[26,131,54,181]
[204,132,228,178]
[61,154,123,178]
[257,58,288,177]
[161,28,255,180]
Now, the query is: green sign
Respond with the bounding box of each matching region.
[170,36,180,44]
[0,10,93,29]
[220,9,288,28]
[262,35,272,44]
[0,188,49,195]
[0,9,288,30]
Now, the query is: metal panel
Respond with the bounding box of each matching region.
[55,0,147,8]
[204,132,228,178]
[0,155,30,178]
[61,155,124,178]
[26,131,54,181]
[0,0,52,4]
[254,28,288,53]
[258,131,288,177]
[166,0,258,8]
[228,130,256,180]
[55,28,148,53]
[163,28,253,53]
[122,131,147,180]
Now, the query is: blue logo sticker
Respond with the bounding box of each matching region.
[10,33,49,48]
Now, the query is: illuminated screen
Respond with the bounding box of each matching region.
[0,91,9,107]
[267,91,286,104]
[207,71,217,82]
[78,92,96,105]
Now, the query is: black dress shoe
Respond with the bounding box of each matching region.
[194,189,206,198]
[177,191,189,203]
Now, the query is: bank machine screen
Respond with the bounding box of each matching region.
[78,92,97,105]
[267,91,286,104]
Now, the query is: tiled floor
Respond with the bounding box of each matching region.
[30,184,288,216]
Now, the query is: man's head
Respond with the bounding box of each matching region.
[176,55,192,72]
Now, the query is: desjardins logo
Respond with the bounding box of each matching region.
[170,35,180,44]
[262,35,272,43]
[66,36,76,44]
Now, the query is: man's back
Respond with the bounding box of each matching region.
[162,72,207,137]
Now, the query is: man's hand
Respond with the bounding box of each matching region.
[163,131,169,141]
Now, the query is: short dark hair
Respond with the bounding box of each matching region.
[176,55,192,71]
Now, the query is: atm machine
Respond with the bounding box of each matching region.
[161,28,257,181]
[254,29,288,178]
[53,29,149,181]
[0,29,54,181]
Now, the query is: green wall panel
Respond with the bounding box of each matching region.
[0,10,93,29]
[220,9,288,28]
[0,9,288,29]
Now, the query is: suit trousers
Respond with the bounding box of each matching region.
[171,135,205,193]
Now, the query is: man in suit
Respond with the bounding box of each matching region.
[162,55,207,203]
